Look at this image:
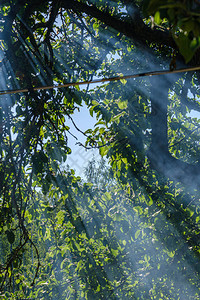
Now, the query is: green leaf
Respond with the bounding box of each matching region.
[190,37,200,52]
[173,32,195,63]
[93,22,99,31]
[118,100,128,110]
[119,78,127,85]
[135,230,140,239]
[6,230,15,244]
[154,11,161,25]
[167,251,175,258]
[56,210,66,225]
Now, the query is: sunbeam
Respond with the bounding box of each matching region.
[0,1,200,299]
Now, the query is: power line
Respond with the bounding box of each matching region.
[0,65,200,96]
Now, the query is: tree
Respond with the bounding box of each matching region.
[0,0,200,297]
[1,158,199,299]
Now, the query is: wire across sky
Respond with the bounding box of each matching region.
[0,65,200,96]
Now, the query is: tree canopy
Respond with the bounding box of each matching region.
[0,0,200,298]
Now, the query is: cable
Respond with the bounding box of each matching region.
[0,65,200,96]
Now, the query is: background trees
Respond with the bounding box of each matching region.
[0,0,200,298]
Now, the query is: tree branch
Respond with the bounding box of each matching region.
[61,0,176,49]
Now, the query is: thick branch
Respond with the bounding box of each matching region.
[61,0,176,49]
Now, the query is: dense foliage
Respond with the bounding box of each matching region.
[0,0,200,298]
[143,0,200,62]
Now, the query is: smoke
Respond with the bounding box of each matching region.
[0,3,200,298]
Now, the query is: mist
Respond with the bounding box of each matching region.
[0,1,200,299]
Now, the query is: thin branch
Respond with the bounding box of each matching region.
[60,8,67,40]
[29,238,41,286]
